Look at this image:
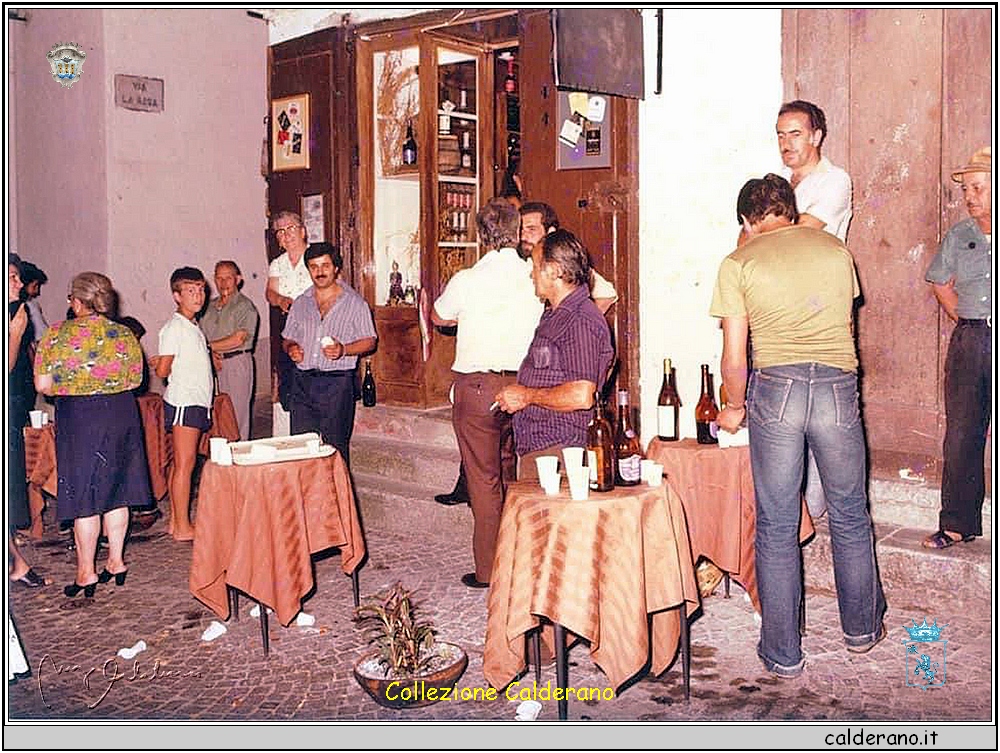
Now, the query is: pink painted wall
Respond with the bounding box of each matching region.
[11,9,108,320]
[10,9,269,393]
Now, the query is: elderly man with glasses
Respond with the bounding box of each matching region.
[267,211,314,416]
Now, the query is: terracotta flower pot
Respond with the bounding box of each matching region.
[353,642,468,709]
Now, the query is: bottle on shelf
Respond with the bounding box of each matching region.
[695,364,719,445]
[458,88,468,111]
[361,360,377,407]
[402,120,417,166]
[614,389,643,486]
[656,357,681,442]
[460,129,473,172]
[503,55,517,94]
[586,391,615,492]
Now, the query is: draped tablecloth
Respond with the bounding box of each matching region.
[23,392,242,506]
[137,392,241,500]
[483,481,700,692]
[23,424,57,498]
[190,450,366,627]
[645,438,814,612]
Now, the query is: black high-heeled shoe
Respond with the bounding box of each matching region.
[97,568,128,586]
[64,581,97,598]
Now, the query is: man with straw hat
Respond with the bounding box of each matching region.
[923,146,992,549]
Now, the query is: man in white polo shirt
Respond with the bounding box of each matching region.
[432,199,542,589]
[776,100,852,519]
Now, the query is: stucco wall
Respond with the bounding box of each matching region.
[11,9,109,319]
[637,9,782,443]
[10,8,268,393]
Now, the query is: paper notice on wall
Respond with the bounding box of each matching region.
[587,96,607,123]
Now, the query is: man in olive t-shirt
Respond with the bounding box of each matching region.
[710,174,885,679]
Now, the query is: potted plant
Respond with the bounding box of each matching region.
[352,582,468,709]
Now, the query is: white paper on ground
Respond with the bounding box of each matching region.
[117,640,147,659]
[201,621,228,641]
[295,612,315,627]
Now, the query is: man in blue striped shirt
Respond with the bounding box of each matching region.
[495,229,614,477]
[281,242,377,466]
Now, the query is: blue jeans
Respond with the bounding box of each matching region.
[748,363,885,674]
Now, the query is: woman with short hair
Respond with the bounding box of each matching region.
[34,272,151,597]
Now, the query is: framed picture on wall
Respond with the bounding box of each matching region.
[272,94,310,172]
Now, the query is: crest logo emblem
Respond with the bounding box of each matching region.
[47,42,86,88]
[902,618,947,689]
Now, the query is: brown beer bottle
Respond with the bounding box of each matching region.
[614,389,643,485]
[656,357,681,441]
[695,364,719,445]
[586,391,615,492]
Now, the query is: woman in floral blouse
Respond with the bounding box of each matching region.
[34,272,151,598]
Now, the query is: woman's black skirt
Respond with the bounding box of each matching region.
[54,392,152,521]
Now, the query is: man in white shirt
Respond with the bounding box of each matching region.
[776,100,852,242]
[267,211,314,415]
[776,100,853,518]
[432,199,542,589]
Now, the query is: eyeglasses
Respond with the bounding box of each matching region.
[274,224,301,237]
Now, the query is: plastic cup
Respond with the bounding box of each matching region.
[29,410,44,429]
[567,465,590,501]
[647,463,663,487]
[40,412,49,425]
[640,459,656,484]
[534,456,558,482]
[209,437,232,466]
[562,447,585,475]
[541,473,561,497]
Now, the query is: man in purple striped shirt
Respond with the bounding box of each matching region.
[282,242,377,466]
[495,229,614,477]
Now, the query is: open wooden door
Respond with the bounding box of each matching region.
[267,27,358,395]
[517,9,642,410]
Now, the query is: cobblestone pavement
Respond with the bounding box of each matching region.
[8,476,992,729]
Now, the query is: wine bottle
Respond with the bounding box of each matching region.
[460,130,473,172]
[586,391,615,492]
[503,56,517,94]
[362,360,377,407]
[656,358,681,442]
[402,121,417,166]
[614,389,643,485]
[695,364,719,444]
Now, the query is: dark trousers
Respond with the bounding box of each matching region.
[452,371,517,582]
[940,320,992,536]
[289,369,357,467]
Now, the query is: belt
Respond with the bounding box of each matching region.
[221,349,252,359]
[958,317,992,328]
[487,370,518,377]
[300,369,353,378]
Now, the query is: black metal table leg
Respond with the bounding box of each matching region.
[352,570,360,608]
[554,623,568,721]
[680,608,690,700]
[229,587,239,620]
[259,599,269,657]
[530,629,542,684]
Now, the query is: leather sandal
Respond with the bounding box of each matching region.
[12,568,50,588]
[922,530,975,550]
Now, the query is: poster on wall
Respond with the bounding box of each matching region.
[556,91,610,171]
[272,94,310,172]
[301,194,325,243]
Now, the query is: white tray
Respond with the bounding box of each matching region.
[228,433,337,466]
[231,444,335,466]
